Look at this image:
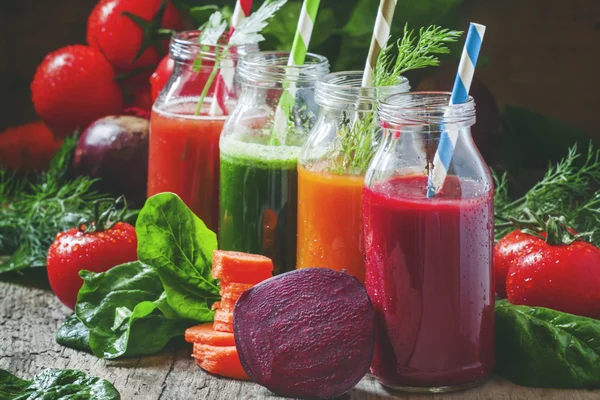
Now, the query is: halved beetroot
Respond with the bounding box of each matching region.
[233,268,375,399]
[212,250,273,284]
[185,323,235,346]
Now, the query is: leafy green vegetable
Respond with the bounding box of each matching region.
[56,314,91,353]
[0,368,120,399]
[137,193,219,321]
[0,136,139,273]
[494,144,600,245]
[495,300,600,388]
[74,261,193,359]
[229,0,287,46]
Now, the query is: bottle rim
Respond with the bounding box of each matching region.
[379,91,476,128]
[169,30,255,63]
[237,51,330,85]
[316,71,410,110]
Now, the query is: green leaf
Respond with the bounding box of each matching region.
[74,261,192,359]
[56,314,91,353]
[495,300,600,388]
[198,11,227,45]
[0,368,120,400]
[137,193,219,321]
[229,0,287,46]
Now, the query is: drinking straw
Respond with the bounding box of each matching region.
[209,0,253,116]
[361,0,398,88]
[426,22,486,198]
[270,0,321,145]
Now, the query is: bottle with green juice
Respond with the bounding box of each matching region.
[219,51,330,274]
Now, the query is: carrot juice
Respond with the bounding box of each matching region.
[297,166,365,281]
[148,101,225,231]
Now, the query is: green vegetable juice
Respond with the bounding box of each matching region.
[219,137,299,275]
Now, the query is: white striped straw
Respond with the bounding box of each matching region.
[426,23,486,198]
[362,0,397,88]
[270,0,320,145]
[209,0,253,116]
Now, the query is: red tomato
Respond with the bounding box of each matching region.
[87,0,183,71]
[47,222,137,309]
[493,229,543,298]
[31,45,124,138]
[506,236,600,318]
[150,55,174,102]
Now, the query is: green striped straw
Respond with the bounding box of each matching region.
[270,0,320,146]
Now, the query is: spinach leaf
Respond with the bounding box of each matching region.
[74,261,193,359]
[56,314,91,353]
[495,300,600,388]
[136,193,219,321]
[0,368,120,400]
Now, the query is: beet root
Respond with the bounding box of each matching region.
[233,268,375,399]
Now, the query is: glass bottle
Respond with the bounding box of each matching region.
[363,92,494,392]
[148,31,254,232]
[219,51,330,274]
[297,72,410,282]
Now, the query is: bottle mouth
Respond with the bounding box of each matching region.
[316,71,410,110]
[379,92,476,128]
[169,30,256,63]
[237,51,330,85]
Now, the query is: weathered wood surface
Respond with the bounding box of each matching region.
[1,272,599,400]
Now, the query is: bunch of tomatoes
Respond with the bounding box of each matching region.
[31,0,180,139]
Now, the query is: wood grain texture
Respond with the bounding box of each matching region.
[1,276,600,399]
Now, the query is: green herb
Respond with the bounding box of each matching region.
[494,143,600,245]
[374,24,462,87]
[229,0,287,46]
[495,300,600,388]
[0,136,139,273]
[0,368,120,399]
[330,25,461,175]
[71,261,192,359]
[137,193,220,321]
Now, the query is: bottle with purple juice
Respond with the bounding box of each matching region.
[363,92,495,392]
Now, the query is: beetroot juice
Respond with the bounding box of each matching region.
[363,174,494,391]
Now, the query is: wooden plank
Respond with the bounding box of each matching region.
[1,274,599,399]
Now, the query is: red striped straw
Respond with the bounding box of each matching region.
[210,0,253,116]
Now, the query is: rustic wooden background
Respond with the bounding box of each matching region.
[1,0,599,137]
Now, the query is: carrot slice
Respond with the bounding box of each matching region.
[213,320,234,333]
[219,282,255,301]
[212,250,274,284]
[218,297,237,312]
[213,309,234,333]
[184,323,235,346]
[193,345,249,381]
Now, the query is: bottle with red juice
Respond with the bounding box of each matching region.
[148,31,255,231]
[363,92,495,392]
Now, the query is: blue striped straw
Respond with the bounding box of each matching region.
[426,23,486,198]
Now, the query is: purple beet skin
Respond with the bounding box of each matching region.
[233,268,376,399]
[72,115,149,205]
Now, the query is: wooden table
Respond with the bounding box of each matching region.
[1,270,599,400]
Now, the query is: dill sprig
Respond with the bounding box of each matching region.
[374,24,463,87]
[330,25,462,175]
[494,143,600,246]
[0,136,138,273]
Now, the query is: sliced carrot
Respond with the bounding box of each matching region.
[184,323,235,346]
[212,250,273,284]
[213,309,234,333]
[213,320,234,333]
[193,345,249,381]
[211,302,220,311]
[218,297,237,312]
[219,282,254,301]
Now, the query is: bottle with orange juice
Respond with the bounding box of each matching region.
[296,72,410,282]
